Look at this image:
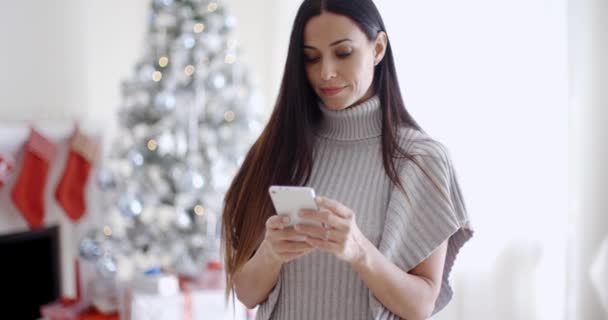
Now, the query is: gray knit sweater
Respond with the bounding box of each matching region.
[256,95,474,320]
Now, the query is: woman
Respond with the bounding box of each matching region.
[222,0,474,319]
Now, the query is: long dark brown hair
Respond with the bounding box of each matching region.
[222,0,434,297]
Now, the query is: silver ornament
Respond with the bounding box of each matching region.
[137,64,157,83]
[172,165,206,193]
[154,130,177,157]
[175,210,193,231]
[128,149,145,168]
[153,91,177,117]
[117,193,144,218]
[96,255,117,278]
[182,34,196,49]
[96,166,116,191]
[154,0,174,8]
[224,15,237,31]
[79,235,102,261]
[207,72,226,90]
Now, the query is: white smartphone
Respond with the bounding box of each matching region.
[268,185,321,228]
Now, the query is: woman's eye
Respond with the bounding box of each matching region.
[337,51,352,59]
[304,56,320,64]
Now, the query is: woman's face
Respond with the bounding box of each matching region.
[303,11,386,110]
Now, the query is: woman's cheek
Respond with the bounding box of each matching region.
[305,66,319,88]
[347,58,364,82]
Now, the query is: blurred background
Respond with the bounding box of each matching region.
[0,0,606,319]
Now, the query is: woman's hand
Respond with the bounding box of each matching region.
[294,196,368,265]
[262,215,315,264]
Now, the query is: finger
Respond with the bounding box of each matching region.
[294,224,342,242]
[316,197,353,219]
[266,215,291,230]
[279,245,314,255]
[273,227,308,241]
[280,251,312,261]
[293,224,326,240]
[298,209,346,230]
[276,240,313,253]
[265,215,282,229]
[306,237,340,253]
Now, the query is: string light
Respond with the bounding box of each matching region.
[208,2,218,12]
[147,139,158,151]
[184,65,195,76]
[224,110,235,122]
[103,226,113,236]
[224,54,236,64]
[158,56,169,67]
[152,71,162,82]
[194,205,205,216]
[193,23,205,33]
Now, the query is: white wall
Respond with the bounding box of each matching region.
[0,0,282,124]
[375,1,569,319]
[568,0,608,318]
[0,1,86,122]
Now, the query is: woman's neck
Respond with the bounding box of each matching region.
[315,95,382,141]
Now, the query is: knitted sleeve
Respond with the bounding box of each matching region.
[369,140,474,319]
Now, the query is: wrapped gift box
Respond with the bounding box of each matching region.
[40,298,90,320]
[127,288,247,320]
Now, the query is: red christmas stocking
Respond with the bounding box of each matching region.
[11,129,57,229]
[55,127,98,222]
[0,153,15,190]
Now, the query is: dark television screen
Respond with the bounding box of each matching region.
[0,225,61,320]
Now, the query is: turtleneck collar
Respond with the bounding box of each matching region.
[315,95,382,141]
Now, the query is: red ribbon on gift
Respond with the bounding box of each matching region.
[179,278,193,320]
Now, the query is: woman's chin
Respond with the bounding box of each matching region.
[319,97,350,111]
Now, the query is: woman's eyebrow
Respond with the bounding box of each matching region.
[303,38,353,50]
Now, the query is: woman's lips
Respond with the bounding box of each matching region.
[320,86,345,97]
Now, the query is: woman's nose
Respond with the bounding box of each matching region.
[321,61,336,81]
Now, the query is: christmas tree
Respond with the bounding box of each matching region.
[80,0,263,281]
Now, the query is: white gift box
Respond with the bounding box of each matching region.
[131,272,179,296]
[128,289,248,320]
